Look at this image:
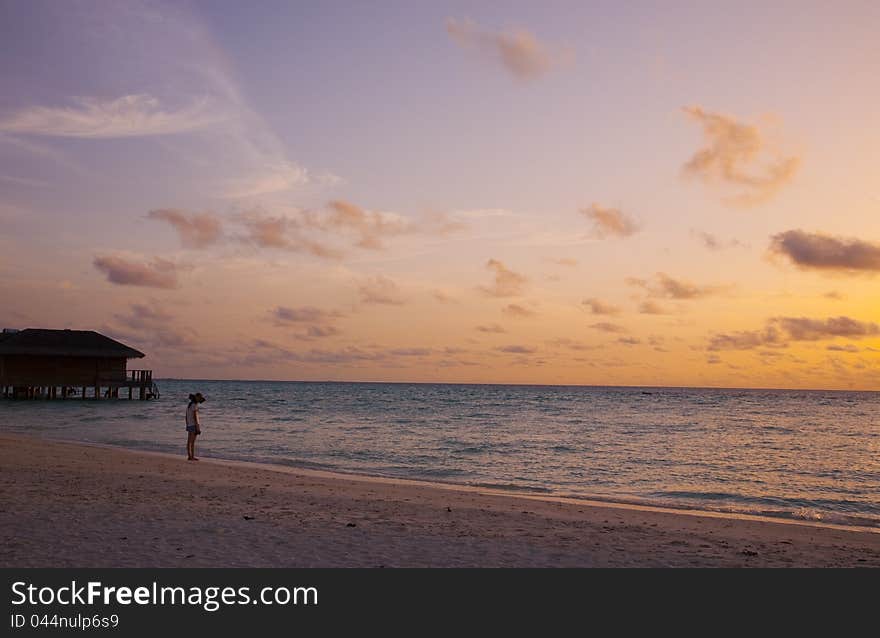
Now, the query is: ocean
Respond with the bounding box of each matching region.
[1,380,878,528]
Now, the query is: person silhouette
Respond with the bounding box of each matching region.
[185,392,205,461]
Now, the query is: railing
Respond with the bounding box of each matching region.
[128,369,153,384]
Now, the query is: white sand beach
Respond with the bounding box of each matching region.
[1,434,878,567]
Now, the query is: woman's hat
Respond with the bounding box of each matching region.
[194,392,206,402]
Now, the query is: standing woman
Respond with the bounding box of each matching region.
[185,392,205,461]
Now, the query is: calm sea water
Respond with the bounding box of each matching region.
[2,380,878,528]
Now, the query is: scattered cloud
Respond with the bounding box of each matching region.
[708,316,879,350]
[479,259,527,297]
[827,344,859,353]
[638,300,669,315]
[302,325,340,339]
[503,303,536,318]
[446,18,572,80]
[768,230,880,274]
[147,209,223,248]
[824,290,844,301]
[240,340,389,366]
[476,323,506,334]
[582,298,620,315]
[239,211,340,259]
[310,200,410,250]
[777,316,879,341]
[706,354,723,364]
[617,337,642,346]
[590,322,626,333]
[109,302,195,348]
[691,230,745,251]
[271,306,344,340]
[231,204,464,256]
[93,255,178,289]
[497,344,537,354]
[113,303,172,329]
[580,203,639,239]
[271,306,342,324]
[627,272,725,299]
[707,326,785,351]
[547,338,600,352]
[0,94,225,138]
[681,106,799,206]
[390,347,432,357]
[358,275,406,305]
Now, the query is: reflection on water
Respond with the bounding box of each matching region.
[1,380,878,527]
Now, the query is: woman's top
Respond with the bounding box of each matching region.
[186,402,200,428]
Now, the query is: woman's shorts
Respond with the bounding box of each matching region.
[186,425,197,433]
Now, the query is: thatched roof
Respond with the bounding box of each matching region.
[0,329,145,358]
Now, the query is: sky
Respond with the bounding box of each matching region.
[1,0,879,388]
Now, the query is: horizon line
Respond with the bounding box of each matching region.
[152,377,880,394]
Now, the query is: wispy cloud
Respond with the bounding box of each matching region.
[582,298,620,315]
[358,275,406,305]
[627,272,725,299]
[389,347,432,357]
[691,229,745,251]
[301,325,341,339]
[147,209,223,248]
[547,338,599,352]
[476,323,506,334]
[682,106,799,206]
[589,322,626,333]
[580,203,640,239]
[223,164,312,199]
[769,230,880,274]
[497,344,537,354]
[270,306,343,340]
[446,18,572,80]
[0,94,226,138]
[271,306,342,324]
[638,300,669,315]
[0,174,50,188]
[827,344,859,353]
[109,302,196,349]
[479,259,527,297]
[502,303,536,318]
[93,255,178,289]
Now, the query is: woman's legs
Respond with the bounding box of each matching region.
[187,432,195,460]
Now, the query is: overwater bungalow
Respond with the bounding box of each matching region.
[0,328,158,400]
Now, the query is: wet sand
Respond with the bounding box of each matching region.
[1,434,878,567]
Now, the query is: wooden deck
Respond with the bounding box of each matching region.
[2,369,159,400]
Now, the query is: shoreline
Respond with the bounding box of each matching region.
[39,434,880,535]
[2,433,879,567]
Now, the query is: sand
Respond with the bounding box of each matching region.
[1,433,878,567]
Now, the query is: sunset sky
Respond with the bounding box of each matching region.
[2,1,879,388]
